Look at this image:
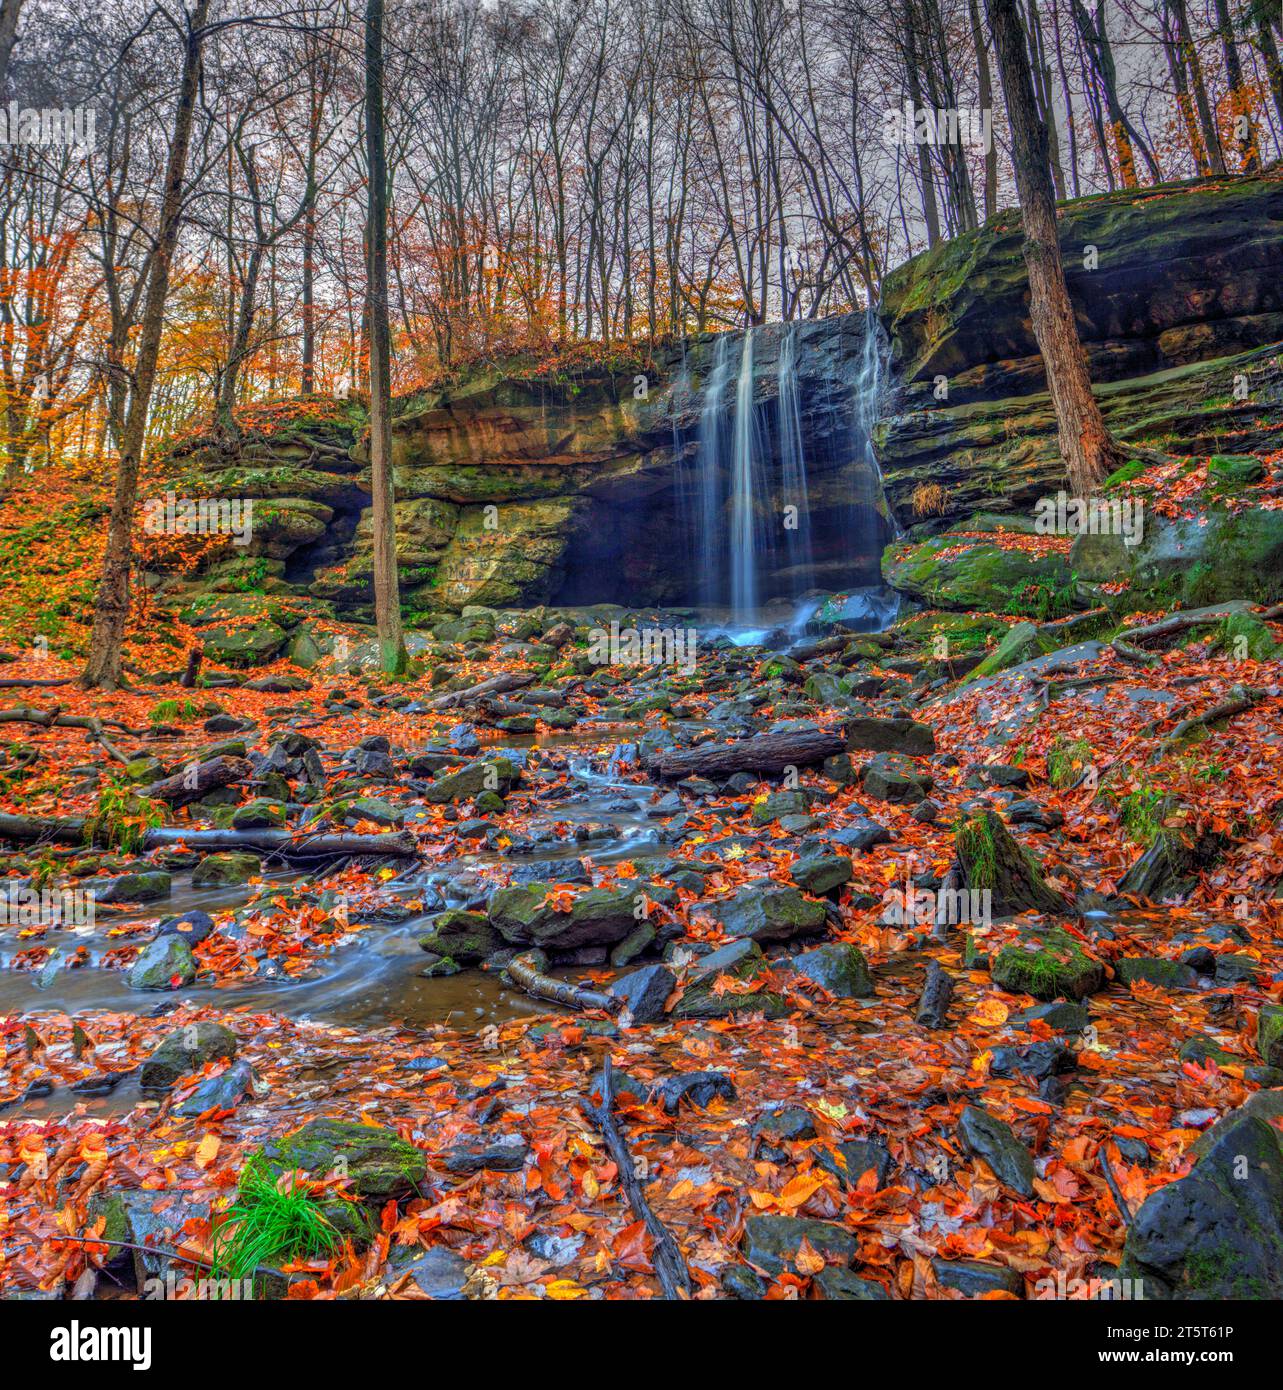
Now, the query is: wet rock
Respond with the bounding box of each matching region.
[931,1258,1022,1297]
[958,1104,1035,1196]
[860,752,932,804]
[741,1215,858,1276]
[95,870,172,905]
[1013,1000,1090,1033]
[816,1137,893,1190]
[790,852,853,897]
[670,940,788,1021]
[721,1265,767,1299]
[813,1267,892,1299]
[128,934,196,991]
[1116,956,1196,990]
[750,789,809,826]
[1121,1107,1283,1298]
[441,1133,529,1174]
[831,817,892,852]
[230,798,287,830]
[155,909,216,945]
[989,1040,1076,1082]
[489,880,652,951]
[609,922,656,967]
[1178,1036,1241,1068]
[991,925,1104,1000]
[648,1070,735,1113]
[176,1059,259,1117]
[388,1245,469,1299]
[418,909,498,965]
[259,1118,426,1197]
[845,716,935,756]
[1213,953,1259,985]
[140,1022,237,1089]
[1257,1004,1283,1068]
[425,757,521,804]
[703,883,827,944]
[752,1106,817,1144]
[192,851,262,887]
[608,963,675,1024]
[787,942,874,997]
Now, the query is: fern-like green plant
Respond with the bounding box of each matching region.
[81,783,166,853]
[209,1159,340,1287]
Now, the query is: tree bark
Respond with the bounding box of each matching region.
[364,0,406,676]
[648,727,844,781]
[988,0,1121,495]
[80,0,211,690]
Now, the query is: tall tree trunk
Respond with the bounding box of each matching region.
[301,202,316,394]
[0,0,23,93]
[903,4,941,248]
[1214,0,1261,169]
[1169,0,1226,173]
[987,0,1120,495]
[1252,0,1283,130]
[364,0,406,676]
[80,0,210,691]
[1162,0,1211,172]
[969,0,998,218]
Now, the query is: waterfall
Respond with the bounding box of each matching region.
[777,322,814,594]
[728,327,768,622]
[693,334,733,607]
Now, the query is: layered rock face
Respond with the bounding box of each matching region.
[171,320,892,619]
[167,173,1283,623]
[875,172,1283,524]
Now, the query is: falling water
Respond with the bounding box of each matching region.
[777,322,814,594]
[694,334,733,607]
[728,328,768,621]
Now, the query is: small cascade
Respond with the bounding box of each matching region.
[693,334,733,606]
[728,327,770,621]
[777,322,814,594]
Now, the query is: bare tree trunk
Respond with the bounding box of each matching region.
[1169,0,1226,173]
[987,0,1120,496]
[0,0,23,93]
[365,0,406,676]
[1214,0,1261,169]
[80,0,211,691]
[969,0,998,218]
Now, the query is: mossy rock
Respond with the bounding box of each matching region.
[671,940,788,1021]
[881,533,1072,614]
[257,1118,425,1199]
[191,851,262,888]
[229,798,287,830]
[1207,454,1264,488]
[965,621,1048,681]
[787,943,874,998]
[139,1022,237,1089]
[991,926,1104,1001]
[127,933,196,990]
[418,909,498,965]
[1257,1004,1283,1069]
[424,757,520,804]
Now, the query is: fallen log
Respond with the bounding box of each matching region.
[915,960,956,1028]
[0,813,417,859]
[427,672,536,711]
[508,950,621,1013]
[141,826,419,859]
[140,755,254,807]
[648,726,843,781]
[582,1058,691,1300]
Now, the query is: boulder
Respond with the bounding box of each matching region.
[787,943,874,998]
[958,1104,1035,1196]
[257,1118,426,1198]
[127,934,195,991]
[140,1022,237,1089]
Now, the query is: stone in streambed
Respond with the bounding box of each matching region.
[95,870,172,904]
[958,1104,1035,1196]
[128,934,196,991]
[931,1258,1022,1297]
[1257,1004,1283,1068]
[790,852,853,896]
[740,1215,858,1276]
[139,1022,237,1089]
[417,909,498,965]
[844,716,936,756]
[787,943,874,998]
[176,1059,259,1117]
[608,963,675,1024]
[670,939,788,1021]
[258,1118,425,1198]
[991,925,1104,1000]
[703,883,826,944]
[192,851,262,887]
